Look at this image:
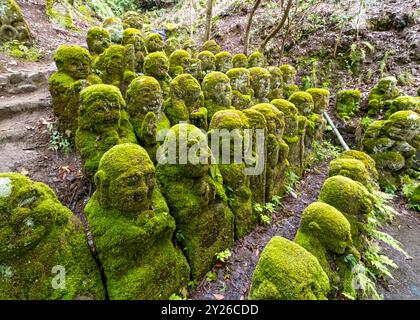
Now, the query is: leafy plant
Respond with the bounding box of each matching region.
[401,177,420,211]
[205,271,218,282]
[215,249,232,263]
[169,293,186,300]
[47,124,71,154]
[308,140,341,166]
[0,40,43,61]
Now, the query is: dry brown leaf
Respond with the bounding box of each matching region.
[213,294,225,300]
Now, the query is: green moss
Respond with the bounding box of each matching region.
[282,84,299,99]
[215,51,233,73]
[75,84,137,178]
[294,201,356,296]
[386,96,420,117]
[271,99,298,137]
[156,124,234,280]
[279,64,296,84]
[248,51,265,68]
[143,51,170,98]
[87,26,111,57]
[0,0,32,43]
[198,50,216,75]
[122,28,146,72]
[249,67,270,103]
[249,236,330,300]
[168,49,191,77]
[182,38,198,57]
[122,11,143,30]
[232,53,248,68]
[208,110,255,238]
[53,45,91,79]
[145,33,164,53]
[385,110,420,141]
[367,76,400,115]
[0,173,104,299]
[164,74,206,129]
[335,89,361,120]
[267,66,283,101]
[226,68,253,110]
[306,88,330,114]
[201,40,221,55]
[339,150,379,182]
[329,158,372,187]
[86,144,190,299]
[164,37,181,57]
[203,71,233,121]
[288,91,314,116]
[102,17,124,43]
[372,151,405,171]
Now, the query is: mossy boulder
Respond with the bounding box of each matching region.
[85,143,190,299]
[202,39,221,55]
[215,51,233,73]
[0,173,104,299]
[86,26,111,57]
[249,236,330,300]
[203,71,233,121]
[283,84,299,99]
[385,110,420,141]
[367,76,400,115]
[249,67,271,103]
[267,66,283,101]
[93,44,136,93]
[168,49,191,77]
[0,0,32,43]
[49,44,100,137]
[143,51,171,98]
[335,89,361,120]
[126,76,170,162]
[208,110,256,238]
[248,51,265,68]
[102,17,124,43]
[386,96,420,117]
[145,33,164,53]
[156,124,234,280]
[339,150,379,182]
[226,68,253,110]
[288,91,314,116]
[182,37,198,57]
[75,84,137,178]
[328,158,372,188]
[306,88,330,114]
[279,64,296,84]
[232,53,248,68]
[252,103,288,199]
[164,73,206,130]
[122,10,143,30]
[294,201,356,296]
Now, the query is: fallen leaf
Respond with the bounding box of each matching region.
[213,294,225,300]
[255,249,260,257]
[20,167,29,176]
[240,295,244,300]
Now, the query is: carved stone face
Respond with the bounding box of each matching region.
[129,77,163,115]
[88,30,111,56]
[211,81,232,107]
[106,49,125,75]
[230,72,251,94]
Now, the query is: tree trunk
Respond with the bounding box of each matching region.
[260,0,293,53]
[243,0,262,55]
[203,0,214,42]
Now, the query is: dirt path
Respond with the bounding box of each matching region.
[189,162,330,300]
[379,197,420,300]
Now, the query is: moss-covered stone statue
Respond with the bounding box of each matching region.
[75,84,137,178]
[93,44,136,93]
[226,68,253,110]
[306,88,330,114]
[319,175,374,242]
[0,0,32,44]
[126,76,170,161]
[203,71,233,122]
[49,44,101,137]
[271,99,302,175]
[164,74,207,130]
[85,143,190,299]
[386,96,420,118]
[168,49,191,77]
[295,201,359,298]
[145,33,165,53]
[232,53,248,68]
[122,11,143,30]
[362,110,420,187]
[197,50,216,80]
[280,64,298,99]
[202,39,221,55]
[86,26,111,60]
[367,76,400,115]
[248,51,265,68]
[122,28,147,73]
[182,37,199,57]
[252,103,289,200]
[0,173,105,299]
[249,67,271,104]
[249,236,330,300]
[102,17,124,43]
[335,89,361,120]
[143,51,171,98]
[164,37,181,57]
[215,51,233,73]
[156,124,234,280]
[208,110,256,238]
[267,66,283,101]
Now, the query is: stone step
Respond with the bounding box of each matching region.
[0,89,51,121]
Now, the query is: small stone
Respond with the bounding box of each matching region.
[9,72,26,84]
